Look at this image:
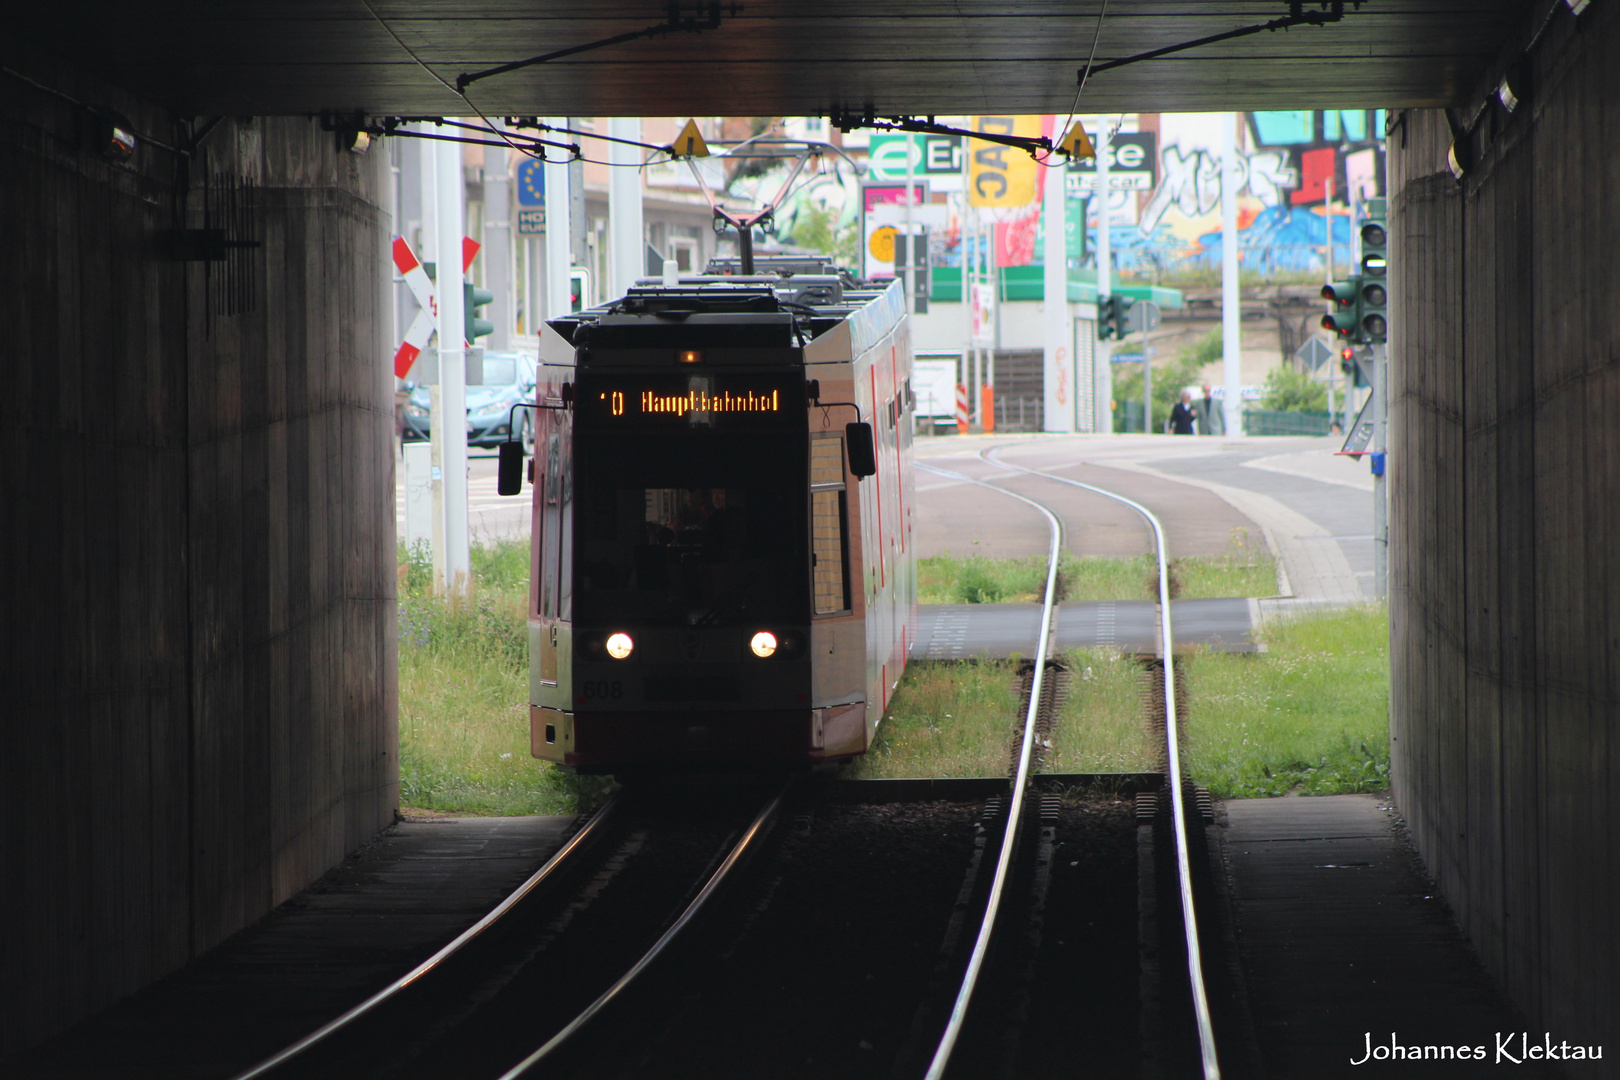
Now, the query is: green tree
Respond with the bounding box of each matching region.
[1260,365,1329,412]
[788,202,858,267]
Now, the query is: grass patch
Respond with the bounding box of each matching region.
[849,660,1022,779]
[1040,649,1158,773]
[397,537,603,815]
[1184,605,1390,798]
[920,530,1275,605]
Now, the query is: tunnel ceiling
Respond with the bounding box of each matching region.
[16,1,1527,117]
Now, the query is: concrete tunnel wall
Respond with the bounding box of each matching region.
[0,61,398,1055]
[1386,0,1618,1050]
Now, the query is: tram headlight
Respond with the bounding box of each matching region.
[605,632,635,660]
[749,631,778,659]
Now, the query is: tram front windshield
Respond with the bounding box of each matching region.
[576,430,808,629]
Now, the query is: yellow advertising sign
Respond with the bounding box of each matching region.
[967,116,1042,207]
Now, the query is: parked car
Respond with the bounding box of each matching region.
[403,351,538,449]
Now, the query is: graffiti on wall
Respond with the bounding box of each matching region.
[993,111,1385,277]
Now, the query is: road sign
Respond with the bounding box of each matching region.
[1337,392,1375,457]
[1125,300,1161,335]
[1295,336,1335,372]
[868,133,964,191]
[1066,132,1158,193]
[392,235,483,379]
[516,159,544,206]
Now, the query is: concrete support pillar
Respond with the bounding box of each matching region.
[0,77,397,1055]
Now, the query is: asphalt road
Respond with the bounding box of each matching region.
[398,431,1379,601]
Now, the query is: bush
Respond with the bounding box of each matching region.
[1260,364,1329,412]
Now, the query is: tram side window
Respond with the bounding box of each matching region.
[811,435,852,615]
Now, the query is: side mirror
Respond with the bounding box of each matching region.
[497,440,525,496]
[846,421,877,479]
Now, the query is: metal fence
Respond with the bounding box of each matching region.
[993,394,1044,432]
[1242,408,1335,436]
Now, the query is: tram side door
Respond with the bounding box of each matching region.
[536,417,570,686]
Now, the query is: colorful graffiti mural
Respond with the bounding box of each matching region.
[764,110,1386,281]
[1105,111,1386,276]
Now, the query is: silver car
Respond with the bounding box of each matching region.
[403,352,538,449]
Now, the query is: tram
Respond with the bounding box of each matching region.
[500,266,916,770]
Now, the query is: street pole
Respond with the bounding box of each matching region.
[1096,123,1114,432]
[1042,137,1071,432]
[609,116,644,299]
[1220,113,1243,437]
[483,140,513,351]
[905,129,916,315]
[1143,348,1153,434]
[1372,342,1388,599]
[433,136,470,595]
[544,118,571,320]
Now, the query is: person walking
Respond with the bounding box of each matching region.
[1193,382,1224,435]
[1169,389,1198,435]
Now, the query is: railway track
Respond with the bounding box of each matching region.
[914,446,1224,1080]
[231,446,1225,1080]
[228,780,790,1080]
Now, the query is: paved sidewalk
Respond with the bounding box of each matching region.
[1217,796,1558,1079]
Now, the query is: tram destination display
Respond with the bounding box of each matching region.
[579,372,803,426]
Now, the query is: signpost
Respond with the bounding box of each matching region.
[1294,336,1335,372]
[1066,132,1158,194]
[860,181,928,280]
[1126,299,1162,335]
[867,132,964,188]
[390,235,482,381]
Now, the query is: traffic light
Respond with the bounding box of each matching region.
[1357,198,1388,344]
[1097,294,1135,341]
[1340,345,1367,388]
[1321,276,1361,339]
[463,283,494,343]
[568,267,590,314]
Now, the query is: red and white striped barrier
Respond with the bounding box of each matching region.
[955,382,970,434]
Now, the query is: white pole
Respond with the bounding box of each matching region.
[1221,113,1243,437]
[1042,143,1071,432]
[420,134,447,592]
[434,137,471,593]
[905,129,916,313]
[1095,123,1113,431]
[483,140,513,351]
[609,116,644,300]
[544,118,572,320]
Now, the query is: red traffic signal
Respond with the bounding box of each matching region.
[1321,276,1362,338]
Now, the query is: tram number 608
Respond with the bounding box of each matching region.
[582,680,624,701]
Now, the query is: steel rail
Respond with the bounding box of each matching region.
[227,795,623,1080]
[981,444,1221,1080]
[498,782,790,1079]
[914,460,1063,1080]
